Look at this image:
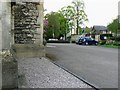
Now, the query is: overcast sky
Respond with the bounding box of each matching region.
[44,0,119,27]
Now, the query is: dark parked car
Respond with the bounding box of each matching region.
[76,37,98,45]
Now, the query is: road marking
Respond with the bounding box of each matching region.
[47,45,56,48]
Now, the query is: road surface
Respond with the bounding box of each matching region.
[46,43,118,88]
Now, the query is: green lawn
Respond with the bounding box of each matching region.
[98,45,120,49]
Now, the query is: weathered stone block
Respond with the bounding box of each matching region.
[11,44,45,59]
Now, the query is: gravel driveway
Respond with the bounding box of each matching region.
[17,57,92,88]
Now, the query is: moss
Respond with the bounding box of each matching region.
[46,53,57,61]
[2,56,18,89]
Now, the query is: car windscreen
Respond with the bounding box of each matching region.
[85,38,94,40]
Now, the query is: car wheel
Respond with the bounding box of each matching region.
[85,42,88,45]
[95,42,98,45]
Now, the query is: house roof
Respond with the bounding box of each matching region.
[93,25,108,31]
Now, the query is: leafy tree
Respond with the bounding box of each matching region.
[84,27,91,34]
[59,0,88,35]
[107,16,120,34]
[44,12,67,40]
[107,16,120,42]
[57,13,67,39]
[48,12,60,39]
[59,6,75,39]
[72,0,88,34]
[44,0,88,40]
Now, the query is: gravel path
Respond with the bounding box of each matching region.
[17,57,92,88]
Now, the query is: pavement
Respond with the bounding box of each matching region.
[17,57,92,88]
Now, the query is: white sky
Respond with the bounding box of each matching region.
[44,0,119,27]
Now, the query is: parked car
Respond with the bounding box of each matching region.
[48,38,58,41]
[76,37,98,45]
[75,37,82,44]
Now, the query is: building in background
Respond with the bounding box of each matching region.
[92,25,112,41]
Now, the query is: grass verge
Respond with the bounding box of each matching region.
[98,45,120,49]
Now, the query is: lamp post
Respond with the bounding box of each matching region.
[52,25,55,38]
[76,6,79,35]
[65,18,67,40]
[53,29,54,38]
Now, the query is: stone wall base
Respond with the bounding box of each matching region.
[11,44,45,59]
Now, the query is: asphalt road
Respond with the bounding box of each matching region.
[46,43,118,88]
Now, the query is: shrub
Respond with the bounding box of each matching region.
[99,40,106,45]
[106,41,113,45]
[113,41,120,46]
[115,36,120,41]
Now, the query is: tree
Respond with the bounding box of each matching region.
[59,6,74,39]
[59,0,88,35]
[44,12,67,40]
[57,13,67,39]
[45,12,60,39]
[72,0,88,34]
[44,0,88,40]
[107,16,120,34]
[107,16,120,42]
